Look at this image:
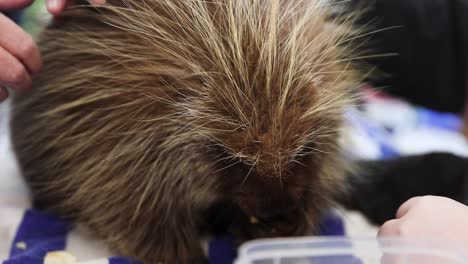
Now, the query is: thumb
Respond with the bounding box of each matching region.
[46,0,106,16]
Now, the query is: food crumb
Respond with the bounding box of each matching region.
[15,242,27,250]
[44,251,77,264]
[250,216,259,224]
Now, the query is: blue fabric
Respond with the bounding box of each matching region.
[416,108,462,131]
[318,212,346,236]
[208,236,237,264]
[3,210,141,264]
[3,255,43,264]
[9,210,71,259]
[1,210,346,264]
[109,257,142,264]
[4,210,72,264]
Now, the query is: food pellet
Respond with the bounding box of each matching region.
[250,216,259,224]
[15,242,27,250]
[44,251,77,264]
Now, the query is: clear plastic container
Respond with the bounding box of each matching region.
[234,237,468,264]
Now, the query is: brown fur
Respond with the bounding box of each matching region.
[11,0,364,262]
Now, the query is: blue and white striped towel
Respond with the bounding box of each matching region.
[0,207,346,264]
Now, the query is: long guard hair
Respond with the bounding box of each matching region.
[11,0,365,262]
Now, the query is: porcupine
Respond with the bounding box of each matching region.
[10,0,366,262]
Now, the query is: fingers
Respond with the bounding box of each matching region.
[396,196,422,219]
[0,0,34,9]
[0,46,33,91]
[0,13,42,75]
[378,219,400,237]
[45,0,66,15]
[46,0,107,16]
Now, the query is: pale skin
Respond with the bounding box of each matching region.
[379,195,468,251]
[0,0,106,102]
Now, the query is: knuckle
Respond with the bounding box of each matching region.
[379,219,400,237]
[380,220,409,237]
[420,195,434,201]
[6,65,27,86]
[17,37,36,59]
[396,221,409,236]
[404,196,422,206]
[413,196,428,207]
[417,196,434,210]
[378,224,391,236]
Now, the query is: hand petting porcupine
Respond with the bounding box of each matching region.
[5,0,468,263]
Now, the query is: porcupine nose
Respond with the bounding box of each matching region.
[236,175,301,220]
[240,192,298,220]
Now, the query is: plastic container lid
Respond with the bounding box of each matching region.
[234,237,468,264]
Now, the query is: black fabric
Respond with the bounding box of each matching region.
[353,0,468,113]
[341,153,468,225]
[2,10,22,24]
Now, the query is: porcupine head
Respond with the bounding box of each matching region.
[11,0,363,262]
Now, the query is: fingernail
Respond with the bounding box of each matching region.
[0,87,9,102]
[90,0,106,5]
[47,0,60,12]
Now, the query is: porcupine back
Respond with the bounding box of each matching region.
[11,0,364,262]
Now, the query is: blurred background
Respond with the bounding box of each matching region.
[4,0,49,36]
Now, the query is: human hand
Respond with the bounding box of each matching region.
[1,0,105,15]
[379,196,468,250]
[0,0,106,102]
[44,0,107,16]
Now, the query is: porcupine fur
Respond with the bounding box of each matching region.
[11,0,365,262]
